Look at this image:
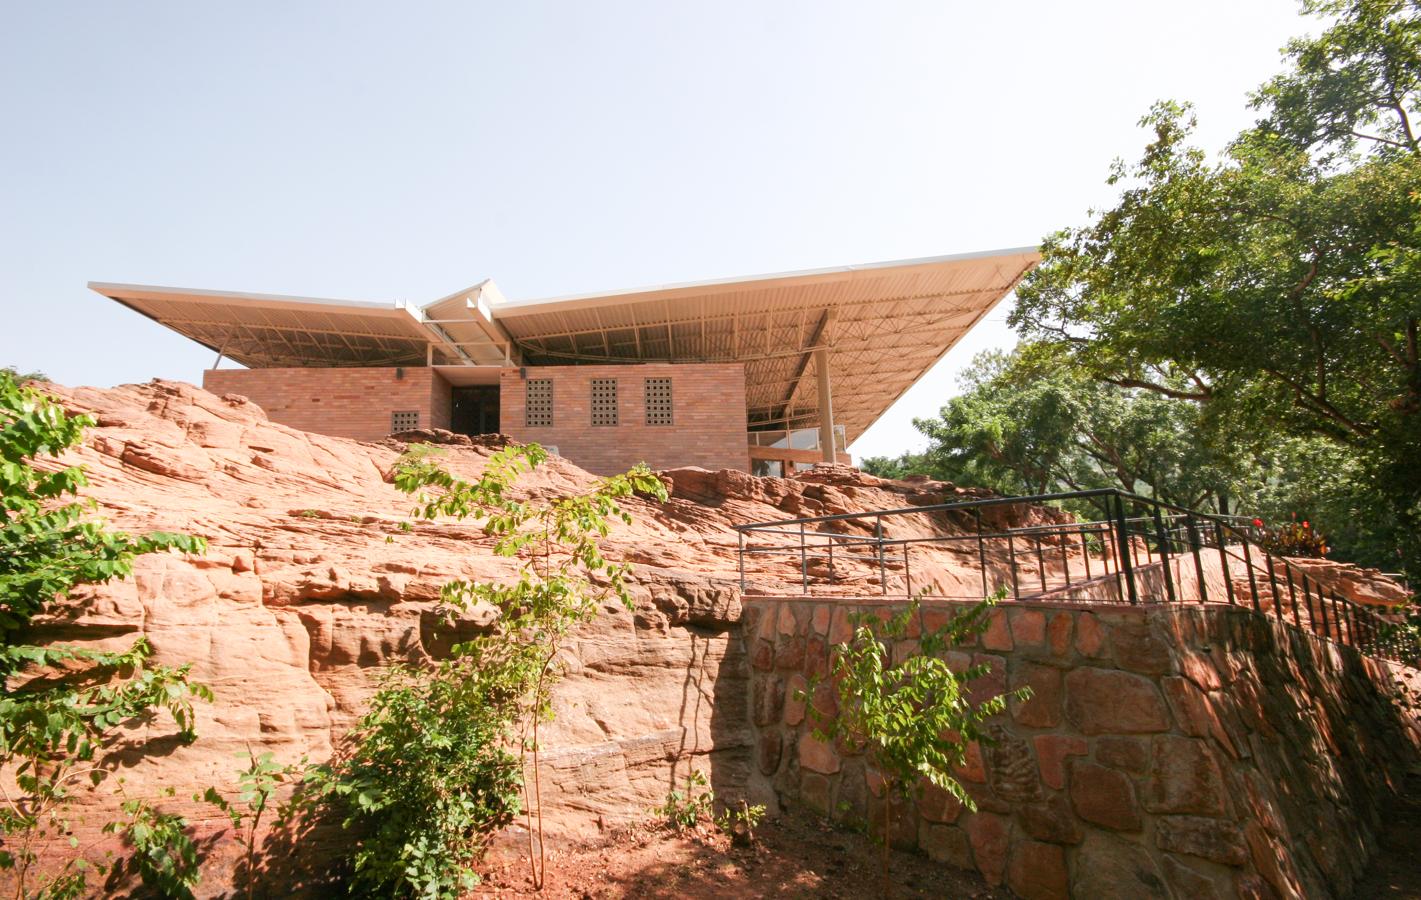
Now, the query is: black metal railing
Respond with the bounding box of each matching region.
[733,488,1417,664]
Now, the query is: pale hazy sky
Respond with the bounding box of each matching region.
[1,1,1308,458]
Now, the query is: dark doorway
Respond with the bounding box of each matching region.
[451,386,500,436]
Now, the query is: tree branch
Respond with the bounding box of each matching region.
[1101,376,1211,402]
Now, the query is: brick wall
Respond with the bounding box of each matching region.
[501,363,750,475]
[203,367,452,442]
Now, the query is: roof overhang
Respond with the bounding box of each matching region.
[93,245,1039,444]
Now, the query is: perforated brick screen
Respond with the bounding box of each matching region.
[590,378,618,426]
[525,379,553,427]
[644,377,673,425]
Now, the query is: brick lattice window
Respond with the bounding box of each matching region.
[525,379,553,427]
[590,378,619,426]
[644,378,673,425]
[391,410,420,431]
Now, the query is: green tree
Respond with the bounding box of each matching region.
[0,370,209,897]
[1012,0,1421,580]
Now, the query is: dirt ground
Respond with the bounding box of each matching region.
[471,810,1006,899]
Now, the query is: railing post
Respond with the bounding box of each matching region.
[1301,574,1319,637]
[1316,577,1330,639]
[974,508,988,597]
[1284,564,1301,628]
[1081,526,1093,580]
[1113,495,1139,606]
[1060,531,1072,587]
[1264,554,1283,621]
[1007,534,1020,601]
[799,522,808,596]
[827,535,834,586]
[1214,521,1236,606]
[1035,533,1047,595]
[1187,515,1207,604]
[876,516,886,597]
[1151,505,1176,604]
[1241,540,1261,614]
[738,529,745,593]
[1344,597,1358,650]
[904,543,912,599]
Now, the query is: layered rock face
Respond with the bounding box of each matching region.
[745,597,1421,899]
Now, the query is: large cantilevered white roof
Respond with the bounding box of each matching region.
[92,246,1039,444]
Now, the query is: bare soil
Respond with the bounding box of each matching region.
[471,810,1006,899]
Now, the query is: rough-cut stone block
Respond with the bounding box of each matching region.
[1075,612,1106,656]
[783,674,807,726]
[1163,855,1225,900]
[774,634,806,670]
[1009,609,1047,648]
[1180,651,1223,691]
[1156,815,1248,865]
[1096,735,1149,773]
[954,740,987,784]
[752,675,784,726]
[986,726,1044,803]
[1006,840,1069,900]
[811,604,830,636]
[920,823,973,869]
[757,731,783,776]
[968,653,1007,708]
[1034,734,1086,790]
[1064,667,1170,734]
[829,606,853,645]
[798,733,840,775]
[751,639,774,671]
[1110,619,1174,675]
[1073,832,1168,899]
[918,779,964,824]
[1010,662,1063,728]
[1146,736,1226,816]
[1069,761,1142,832]
[1016,794,1082,845]
[982,609,1013,651]
[964,812,1009,885]
[800,772,831,815]
[1047,612,1073,657]
[804,636,830,678]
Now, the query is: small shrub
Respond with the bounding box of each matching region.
[202,750,304,900]
[656,770,714,832]
[104,790,200,900]
[1255,514,1329,558]
[713,800,766,846]
[802,591,1027,894]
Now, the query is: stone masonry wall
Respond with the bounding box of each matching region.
[741,598,1421,899]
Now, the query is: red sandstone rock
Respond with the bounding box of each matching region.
[1006,840,1069,900]
[1146,736,1227,816]
[1033,734,1087,790]
[1069,761,1143,831]
[1009,662,1063,728]
[1075,612,1107,656]
[798,734,840,775]
[964,811,1009,885]
[1064,667,1171,734]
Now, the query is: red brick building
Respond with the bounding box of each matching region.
[94,248,1037,476]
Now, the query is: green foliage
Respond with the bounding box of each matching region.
[1011,0,1421,582]
[0,370,211,897]
[104,789,200,900]
[1257,513,1331,558]
[201,750,303,900]
[803,592,1026,890]
[0,367,48,384]
[308,442,668,897]
[655,770,714,832]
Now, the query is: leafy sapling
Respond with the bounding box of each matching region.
[802,591,1028,896]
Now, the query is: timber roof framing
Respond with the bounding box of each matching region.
[92,246,1039,445]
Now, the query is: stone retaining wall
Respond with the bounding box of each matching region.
[740,597,1421,899]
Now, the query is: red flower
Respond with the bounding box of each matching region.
[1302,520,1310,529]
[1252,518,1263,527]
